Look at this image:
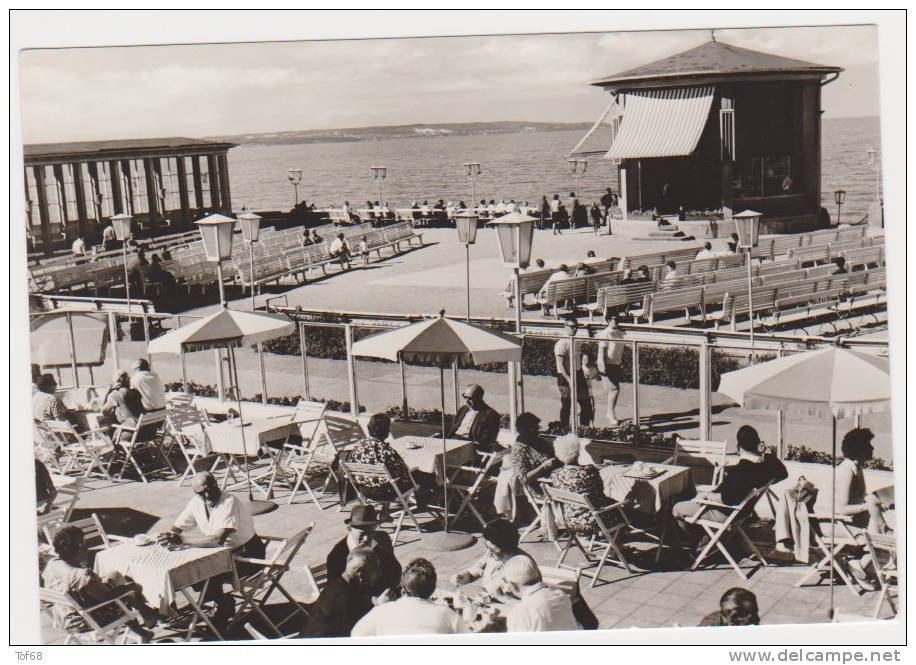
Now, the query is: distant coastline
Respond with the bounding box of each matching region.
[207,120,594,147]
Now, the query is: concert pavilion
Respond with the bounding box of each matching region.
[569,39,843,233]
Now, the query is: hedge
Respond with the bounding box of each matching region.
[261,324,742,391]
[166,382,891,471]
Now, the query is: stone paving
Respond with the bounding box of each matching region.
[39,458,894,644]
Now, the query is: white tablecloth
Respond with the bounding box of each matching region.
[391,436,476,475]
[205,419,300,456]
[95,541,232,612]
[599,463,695,514]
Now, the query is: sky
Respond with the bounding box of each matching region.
[19,24,880,144]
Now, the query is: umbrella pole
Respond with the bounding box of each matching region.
[229,345,277,516]
[440,364,449,532]
[829,414,837,619]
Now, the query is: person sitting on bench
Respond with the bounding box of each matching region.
[329,232,352,270]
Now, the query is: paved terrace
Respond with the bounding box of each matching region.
[39,423,894,644]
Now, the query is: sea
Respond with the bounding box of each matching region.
[227,116,881,222]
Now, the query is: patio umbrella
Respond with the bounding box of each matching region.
[31,312,109,386]
[717,346,891,615]
[351,311,522,547]
[148,308,296,514]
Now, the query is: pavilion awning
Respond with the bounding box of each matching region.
[567,100,622,159]
[606,86,715,160]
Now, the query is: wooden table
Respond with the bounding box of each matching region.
[95,540,233,640]
[599,463,695,515]
[390,436,476,478]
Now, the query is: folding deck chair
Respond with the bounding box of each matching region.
[446,450,502,528]
[863,531,898,618]
[36,478,84,537]
[542,484,632,588]
[43,419,115,481]
[228,523,314,637]
[664,437,728,492]
[166,396,214,485]
[110,410,174,483]
[39,588,146,645]
[338,459,423,546]
[795,507,869,596]
[684,481,774,580]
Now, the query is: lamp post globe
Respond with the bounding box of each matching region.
[287,168,303,207]
[110,213,134,313]
[454,212,480,322]
[834,189,846,226]
[733,209,762,352]
[196,213,237,307]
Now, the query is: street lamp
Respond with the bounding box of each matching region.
[238,212,262,311]
[734,209,762,351]
[196,213,236,307]
[492,210,535,426]
[463,162,481,206]
[370,166,387,204]
[454,212,479,322]
[834,189,846,226]
[110,213,133,311]
[287,168,303,207]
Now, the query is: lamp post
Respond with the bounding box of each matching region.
[463,162,481,207]
[734,210,761,351]
[196,213,236,307]
[491,211,536,427]
[370,166,387,204]
[454,212,479,322]
[834,189,846,226]
[110,213,133,312]
[238,212,262,311]
[287,168,303,208]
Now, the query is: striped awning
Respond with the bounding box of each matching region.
[567,100,622,158]
[606,86,715,160]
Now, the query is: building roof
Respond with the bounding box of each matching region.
[23,137,236,164]
[592,40,842,88]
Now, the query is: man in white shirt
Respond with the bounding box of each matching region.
[537,264,571,316]
[130,358,166,411]
[71,236,87,256]
[158,472,264,627]
[351,558,465,637]
[554,317,593,430]
[659,261,679,289]
[495,200,507,214]
[101,223,117,250]
[596,311,626,426]
[329,232,352,270]
[503,555,580,633]
[694,242,716,260]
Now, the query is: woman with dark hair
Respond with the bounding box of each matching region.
[42,525,158,641]
[699,588,760,627]
[345,413,412,502]
[494,412,557,518]
[352,558,465,636]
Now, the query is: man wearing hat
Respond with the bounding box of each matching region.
[326,505,402,598]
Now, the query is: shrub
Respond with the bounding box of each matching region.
[262,323,743,391]
[163,381,364,414]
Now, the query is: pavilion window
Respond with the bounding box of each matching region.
[159,157,181,212]
[732,153,803,199]
[93,162,116,218]
[61,164,79,222]
[25,167,40,233]
[42,166,63,226]
[719,106,736,162]
[199,157,212,208]
[128,159,149,214]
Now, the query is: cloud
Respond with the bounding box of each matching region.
[18,24,880,143]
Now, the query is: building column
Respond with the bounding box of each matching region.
[87,162,103,225]
[144,157,160,233]
[72,162,89,239]
[207,154,222,211]
[217,153,232,214]
[120,160,134,215]
[191,156,204,211]
[108,160,123,215]
[52,164,71,239]
[33,166,53,254]
[176,156,191,229]
[720,160,734,222]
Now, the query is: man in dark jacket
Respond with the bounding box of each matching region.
[301,547,379,638]
[447,384,501,454]
[672,425,788,545]
[325,505,402,599]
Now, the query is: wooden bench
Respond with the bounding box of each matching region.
[619,246,699,270]
[841,246,884,270]
[632,286,705,325]
[589,281,657,320]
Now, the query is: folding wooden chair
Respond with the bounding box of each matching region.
[794,506,868,596]
[43,419,115,481]
[42,512,128,556]
[261,417,341,509]
[39,588,145,645]
[664,437,728,492]
[542,484,632,588]
[36,477,84,537]
[863,531,898,618]
[110,410,174,483]
[684,481,773,580]
[338,460,423,546]
[34,422,66,474]
[228,523,314,637]
[165,398,214,485]
[447,450,502,528]
[518,479,560,547]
